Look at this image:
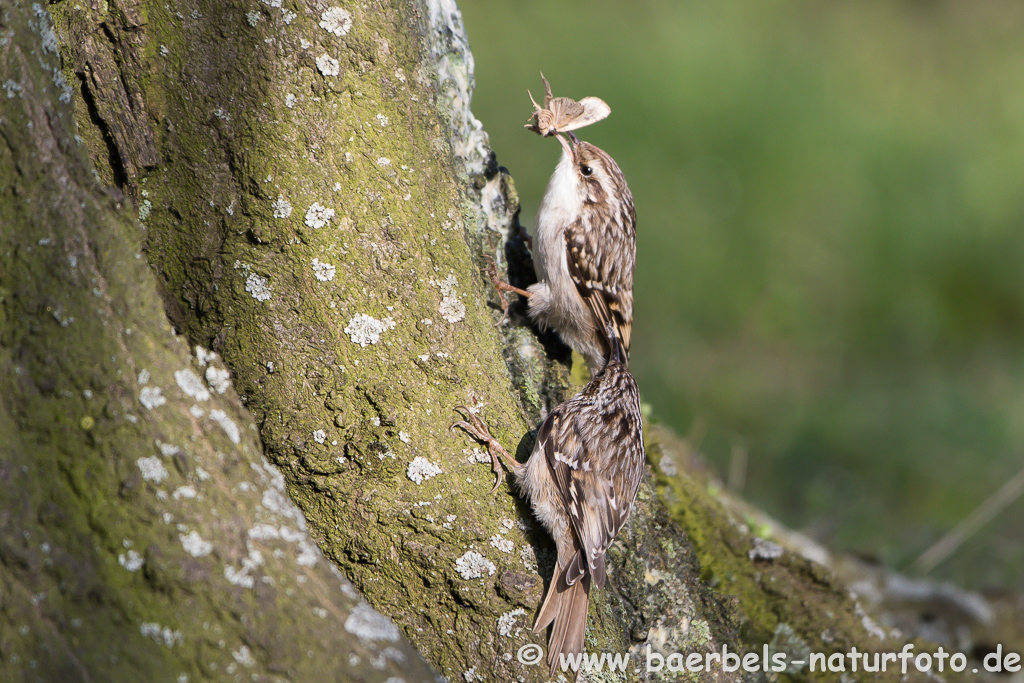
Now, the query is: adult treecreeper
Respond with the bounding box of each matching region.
[488,75,636,374]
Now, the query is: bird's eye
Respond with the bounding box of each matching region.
[581,165,593,177]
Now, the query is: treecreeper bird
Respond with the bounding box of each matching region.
[453,327,646,676]
[488,78,636,373]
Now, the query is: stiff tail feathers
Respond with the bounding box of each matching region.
[533,557,592,677]
[604,321,627,365]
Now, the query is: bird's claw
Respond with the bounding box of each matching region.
[451,406,508,492]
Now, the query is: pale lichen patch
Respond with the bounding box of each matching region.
[137,456,169,483]
[118,549,144,572]
[205,366,230,394]
[497,608,526,637]
[344,313,396,346]
[179,531,213,557]
[271,195,292,219]
[406,457,441,485]
[194,346,216,366]
[305,202,335,228]
[489,535,513,554]
[455,550,495,579]
[316,54,340,77]
[319,7,352,36]
[140,622,184,647]
[749,537,784,562]
[312,258,336,281]
[172,486,197,500]
[232,646,256,667]
[139,385,166,410]
[175,369,210,401]
[209,409,241,444]
[344,603,400,642]
[245,272,273,301]
[432,274,466,323]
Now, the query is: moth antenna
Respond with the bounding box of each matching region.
[527,89,542,112]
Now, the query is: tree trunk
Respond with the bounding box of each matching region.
[3,0,1007,681]
[0,3,436,681]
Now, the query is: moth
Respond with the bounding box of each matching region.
[525,73,611,137]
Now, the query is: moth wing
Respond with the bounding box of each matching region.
[556,97,611,132]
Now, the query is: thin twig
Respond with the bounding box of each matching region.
[910,463,1024,574]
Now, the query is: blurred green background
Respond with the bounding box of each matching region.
[460,0,1024,590]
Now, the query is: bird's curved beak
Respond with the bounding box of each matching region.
[556,132,575,162]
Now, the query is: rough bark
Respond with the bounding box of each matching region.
[3,0,1018,681]
[0,3,437,681]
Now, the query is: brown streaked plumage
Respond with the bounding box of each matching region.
[452,330,645,676]
[487,135,636,373]
[485,81,634,374]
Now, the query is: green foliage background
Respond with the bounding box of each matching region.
[460,0,1024,589]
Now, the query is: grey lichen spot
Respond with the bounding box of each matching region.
[209,409,240,444]
[319,8,352,37]
[271,195,292,219]
[497,608,526,637]
[489,535,513,554]
[139,385,166,409]
[455,550,496,579]
[52,69,71,104]
[179,530,213,557]
[232,646,255,667]
[304,202,335,229]
[3,80,23,99]
[205,366,230,394]
[175,369,211,401]
[312,258,336,282]
[344,314,396,346]
[245,272,273,302]
[140,622,184,647]
[433,274,466,323]
[406,456,441,485]
[118,549,144,571]
[316,54,340,77]
[137,456,169,483]
[749,537,784,561]
[344,603,400,642]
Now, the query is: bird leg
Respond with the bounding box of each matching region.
[483,256,531,326]
[451,407,519,493]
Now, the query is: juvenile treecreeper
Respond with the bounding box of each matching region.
[452,326,645,676]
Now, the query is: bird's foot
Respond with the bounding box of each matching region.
[451,407,516,493]
[483,256,530,327]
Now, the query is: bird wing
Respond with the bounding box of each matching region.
[564,213,635,358]
[540,369,645,589]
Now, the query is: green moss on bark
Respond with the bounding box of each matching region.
[1,4,437,681]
